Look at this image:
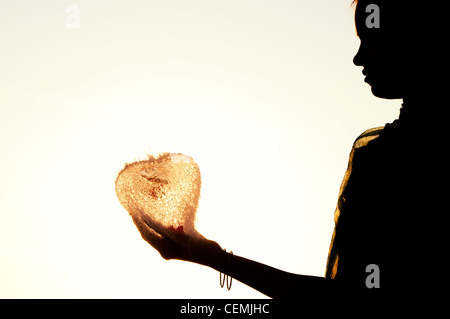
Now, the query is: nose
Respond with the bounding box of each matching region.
[353,42,364,67]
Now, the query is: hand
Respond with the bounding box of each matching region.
[130,213,222,266]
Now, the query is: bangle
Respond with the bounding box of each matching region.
[219,249,233,291]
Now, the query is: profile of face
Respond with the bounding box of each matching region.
[352,1,427,100]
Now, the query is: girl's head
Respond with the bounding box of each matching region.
[352,0,439,100]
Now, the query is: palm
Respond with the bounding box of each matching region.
[131,213,221,264]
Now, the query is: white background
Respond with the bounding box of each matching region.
[0,0,399,298]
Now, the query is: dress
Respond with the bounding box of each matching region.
[325,102,446,292]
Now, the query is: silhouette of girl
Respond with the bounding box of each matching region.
[130,0,446,299]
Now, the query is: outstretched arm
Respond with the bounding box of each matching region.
[200,247,335,298]
[132,213,338,298]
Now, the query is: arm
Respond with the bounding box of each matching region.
[198,246,335,298]
[132,214,338,298]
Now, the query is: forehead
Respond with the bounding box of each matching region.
[354,0,434,52]
[354,0,404,41]
[354,1,382,38]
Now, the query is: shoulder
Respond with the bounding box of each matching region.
[347,126,387,172]
[352,126,385,150]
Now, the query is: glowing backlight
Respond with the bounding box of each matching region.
[115,153,201,241]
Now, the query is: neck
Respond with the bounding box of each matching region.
[399,93,444,132]
[403,84,445,105]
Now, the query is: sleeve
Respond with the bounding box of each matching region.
[324,127,383,279]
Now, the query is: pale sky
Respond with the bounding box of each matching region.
[0,0,400,298]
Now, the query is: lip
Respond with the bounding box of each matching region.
[362,68,372,83]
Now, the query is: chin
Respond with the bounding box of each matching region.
[368,80,404,100]
[371,87,403,99]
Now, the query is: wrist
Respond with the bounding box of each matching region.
[191,238,224,268]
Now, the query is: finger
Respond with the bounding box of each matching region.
[139,211,193,243]
[131,215,175,259]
